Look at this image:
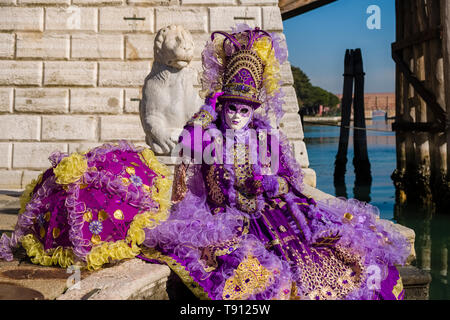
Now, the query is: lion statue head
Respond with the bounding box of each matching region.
[154,24,195,70]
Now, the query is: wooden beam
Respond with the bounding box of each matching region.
[392,27,442,52]
[392,121,445,132]
[392,47,447,126]
[280,0,338,20]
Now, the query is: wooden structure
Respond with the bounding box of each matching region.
[279,0,337,20]
[391,0,450,212]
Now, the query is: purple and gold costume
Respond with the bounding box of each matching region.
[0,25,410,300]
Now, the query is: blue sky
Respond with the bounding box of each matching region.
[283,0,396,95]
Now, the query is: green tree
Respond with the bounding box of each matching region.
[291,65,340,111]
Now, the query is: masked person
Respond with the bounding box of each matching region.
[139,26,411,300]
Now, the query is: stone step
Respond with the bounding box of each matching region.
[397,265,432,300]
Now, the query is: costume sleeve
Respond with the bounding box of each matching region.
[178,104,218,162]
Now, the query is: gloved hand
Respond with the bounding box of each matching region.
[261,175,279,198]
[206,91,224,111]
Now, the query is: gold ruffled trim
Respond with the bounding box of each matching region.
[21,234,75,268]
[141,247,211,300]
[85,147,172,270]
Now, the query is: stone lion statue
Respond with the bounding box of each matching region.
[140,24,202,155]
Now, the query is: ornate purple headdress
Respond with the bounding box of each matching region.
[201,24,288,125]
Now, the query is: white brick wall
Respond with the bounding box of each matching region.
[0,1,310,189]
[0,61,42,86]
[0,34,15,59]
[70,88,123,114]
[15,88,69,113]
[100,115,145,141]
[0,88,14,113]
[0,143,12,169]
[155,7,208,32]
[0,7,44,32]
[13,142,68,169]
[72,34,124,60]
[99,7,154,32]
[99,61,151,87]
[210,7,262,31]
[45,7,98,32]
[44,61,97,86]
[125,34,155,60]
[17,33,70,59]
[42,115,98,141]
[0,115,41,141]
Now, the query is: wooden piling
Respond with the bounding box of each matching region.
[333,49,353,199]
[352,49,372,203]
[393,0,449,212]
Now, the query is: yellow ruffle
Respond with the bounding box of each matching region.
[19,172,43,215]
[21,233,75,268]
[85,147,172,270]
[86,239,141,271]
[53,153,88,185]
[253,37,281,97]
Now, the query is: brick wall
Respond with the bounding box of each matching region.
[0,0,310,189]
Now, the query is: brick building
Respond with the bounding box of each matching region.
[335,92,396,118]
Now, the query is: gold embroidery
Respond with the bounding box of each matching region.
[222,255,274,300]
[206,165,225,205]
[233,143,257,213]
[121,177,130,186]
[39,226,46,238]
[98,210,109,222]
[126,167,135,176]
[141,247,211,300]
[83,211,93,223]
[52,228,60,239]
[392,276,404,300]
[293,244,367,300]
[277,177,289,195]
[91,234,101,245]
[188,109,214,129]
[343,212,353,222]
[114,209,124,220]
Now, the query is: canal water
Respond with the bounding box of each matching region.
[303,118,450,300]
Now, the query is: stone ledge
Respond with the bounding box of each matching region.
[57,259,171,300]
[397,265,432,300]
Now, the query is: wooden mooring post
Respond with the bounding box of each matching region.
[334,49,372,202]
[334,49,353,199]
[392,0,450,214]
[353,49,372,203]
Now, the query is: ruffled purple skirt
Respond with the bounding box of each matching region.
[141,170,410,300]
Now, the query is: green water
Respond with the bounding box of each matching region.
[304,118,450,300]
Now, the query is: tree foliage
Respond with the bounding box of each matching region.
[291,65,340,109]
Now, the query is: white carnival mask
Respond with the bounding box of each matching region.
[224,102,253,131]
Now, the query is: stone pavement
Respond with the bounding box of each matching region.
[0,189,429,300]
